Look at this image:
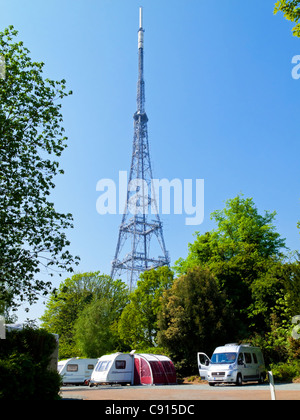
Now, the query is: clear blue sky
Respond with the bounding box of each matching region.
[1,0,299,323]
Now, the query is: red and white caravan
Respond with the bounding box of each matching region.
[90,351,177,386]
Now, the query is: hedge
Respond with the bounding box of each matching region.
[0,327,61,400]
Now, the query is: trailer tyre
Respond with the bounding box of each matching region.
[236,374,242,386]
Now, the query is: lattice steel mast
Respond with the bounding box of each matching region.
[111,7,170,290]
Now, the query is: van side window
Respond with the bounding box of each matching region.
[244,353,252,364]
[67,364,78,372]
[116,360,126,369]
[252,353,258,364]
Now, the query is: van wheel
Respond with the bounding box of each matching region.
[235,374,242,386]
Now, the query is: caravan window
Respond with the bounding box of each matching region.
[67,364,78,372]
[87,364,95,370]
[95,361,112,372]
[115,360,126,369]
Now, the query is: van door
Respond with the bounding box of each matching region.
[243,352,256,381]
[197,353,210,380]
[237,352,248,382]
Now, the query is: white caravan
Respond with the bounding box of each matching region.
[90,353,134,386]
[198,344,266,386]
[90,352,177,386]
[58,358,98,385]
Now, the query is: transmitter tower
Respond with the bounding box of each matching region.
[111,7,170,290]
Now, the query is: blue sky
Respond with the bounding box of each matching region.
[1,0,299,322]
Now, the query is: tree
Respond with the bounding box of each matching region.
[0,327,61,400]
[249,261,300,329]
[118,267,174,349]
[0,26,78,311]
[274,0,300,37]
[74,278,129,358]
[157,267,233,375]
[41,272,117,358]
[174,195,286,336]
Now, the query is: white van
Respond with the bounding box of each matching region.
[198,344,266,386]
[58,358,98,385]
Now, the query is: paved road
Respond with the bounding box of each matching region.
[61,383,300,401]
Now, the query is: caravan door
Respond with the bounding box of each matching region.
[197,353,211,380]
[112,355,134,384]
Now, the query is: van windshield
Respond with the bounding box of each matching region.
[211,353,237,364]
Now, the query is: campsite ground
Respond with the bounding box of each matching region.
[60,382,300,401]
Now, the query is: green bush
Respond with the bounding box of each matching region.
[0,327,62,400]
[270,360,300,383]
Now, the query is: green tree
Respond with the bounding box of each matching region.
[274,0,300,37]
[248,260,300,336]
[0,327,61,400]
[118,266,174,349]
[174,195,286,336]
[157,267,232,375]
[41,272,115,358]
[0,26,78,311]
[74,279,129,358]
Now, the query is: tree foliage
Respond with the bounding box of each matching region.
[0,327,61,400]
[74,278,129,358]
[118,266,174,348]
[41,272,129,359]
[0,26,78,310]
[157,267,233,375]
[175,195,285,275]
[174,195,287,337]
[274,0,300,37]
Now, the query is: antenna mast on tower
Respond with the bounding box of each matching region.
[111,7,170,290]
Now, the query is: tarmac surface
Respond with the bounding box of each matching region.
[61,382,300,401]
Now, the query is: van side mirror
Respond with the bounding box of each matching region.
[238,359,244,366]
[205,360,209,366]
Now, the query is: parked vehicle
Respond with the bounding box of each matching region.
[90,351,177,386]
[58,358,98,385]
[198,343,266,386]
